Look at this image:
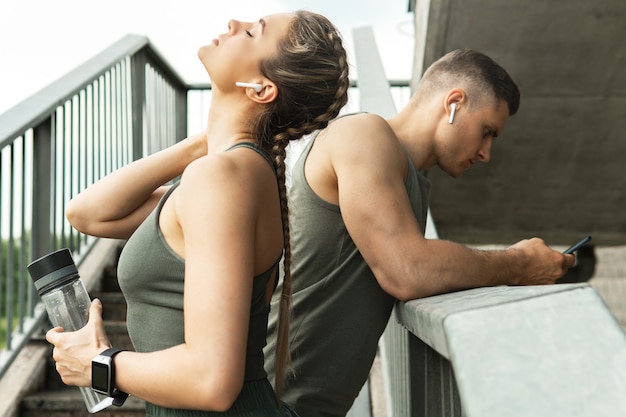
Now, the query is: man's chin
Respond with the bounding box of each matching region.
[439,165,466,178]
[446,168,464,178]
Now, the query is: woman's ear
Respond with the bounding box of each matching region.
[249,82,278,104]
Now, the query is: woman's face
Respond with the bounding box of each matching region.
[198,12,294,92]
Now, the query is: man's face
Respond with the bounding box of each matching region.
[438,99,510,178]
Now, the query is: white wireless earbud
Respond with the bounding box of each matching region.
[236,82,262,93]
[449,103,457,124]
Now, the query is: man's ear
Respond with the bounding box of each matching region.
[444,88,466,111]
[249,82,278,104]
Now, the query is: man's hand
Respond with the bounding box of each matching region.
[508,238,576,285]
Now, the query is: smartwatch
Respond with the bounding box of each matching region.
[92,347,129,406]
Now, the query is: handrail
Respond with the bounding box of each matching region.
[0,34,185,147]
[0,33,187,379]
[395,284,626,416]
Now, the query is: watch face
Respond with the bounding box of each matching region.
[92,359,112,395]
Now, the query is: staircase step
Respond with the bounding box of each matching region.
[20,387,146,417]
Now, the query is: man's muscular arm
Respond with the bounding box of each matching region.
[321,114,574,301]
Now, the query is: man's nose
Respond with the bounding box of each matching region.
[478,141,492,162]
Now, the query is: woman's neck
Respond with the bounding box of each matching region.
[204,96,259,154]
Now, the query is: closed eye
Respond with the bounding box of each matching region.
[245,30,253,37]
[484,128,498,139]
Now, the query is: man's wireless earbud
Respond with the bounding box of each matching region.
[236,82,262,93]
[449,103,457,124]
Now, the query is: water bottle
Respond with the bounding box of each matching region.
[28,248,113,413]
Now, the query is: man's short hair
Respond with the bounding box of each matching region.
[420,49,520,115]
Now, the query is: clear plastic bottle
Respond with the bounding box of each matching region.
[28,248,113,413]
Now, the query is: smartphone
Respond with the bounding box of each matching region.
[563,235,592,254]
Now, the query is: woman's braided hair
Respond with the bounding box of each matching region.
[251,9,350,400]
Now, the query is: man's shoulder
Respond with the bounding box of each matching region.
[330,112,390,131]
[308,112,406,182]
[319,113,396,149]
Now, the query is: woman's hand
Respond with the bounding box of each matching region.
[45,299,112,387]
[187,129,209,158]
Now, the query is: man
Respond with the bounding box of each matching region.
[264,49,575,417]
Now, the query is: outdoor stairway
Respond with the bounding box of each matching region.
[18,247,147,417]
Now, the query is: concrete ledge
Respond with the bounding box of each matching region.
[395,283,626,416]
[0,342,49,417]
[396,284,590,358]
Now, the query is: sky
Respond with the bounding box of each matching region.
[0,0,415,115]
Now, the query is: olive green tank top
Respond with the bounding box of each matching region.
[264,127,431,417]
[118,142,279,382]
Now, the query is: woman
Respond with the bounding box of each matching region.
[45,10,350,416]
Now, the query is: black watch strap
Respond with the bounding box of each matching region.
[100,347,129,407]
[100,347,126,358]
[112,390,129,407]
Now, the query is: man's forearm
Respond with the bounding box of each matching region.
[372,237,570,301]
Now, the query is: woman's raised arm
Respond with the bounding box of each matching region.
[66,131,207,239]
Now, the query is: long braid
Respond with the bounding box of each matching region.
[271,23,350,402]
[252,9,351,402]
[270,139,292,402]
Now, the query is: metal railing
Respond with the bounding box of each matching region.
[0,34,187,378]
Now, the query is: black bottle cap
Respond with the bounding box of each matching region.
[27,248,79,294]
